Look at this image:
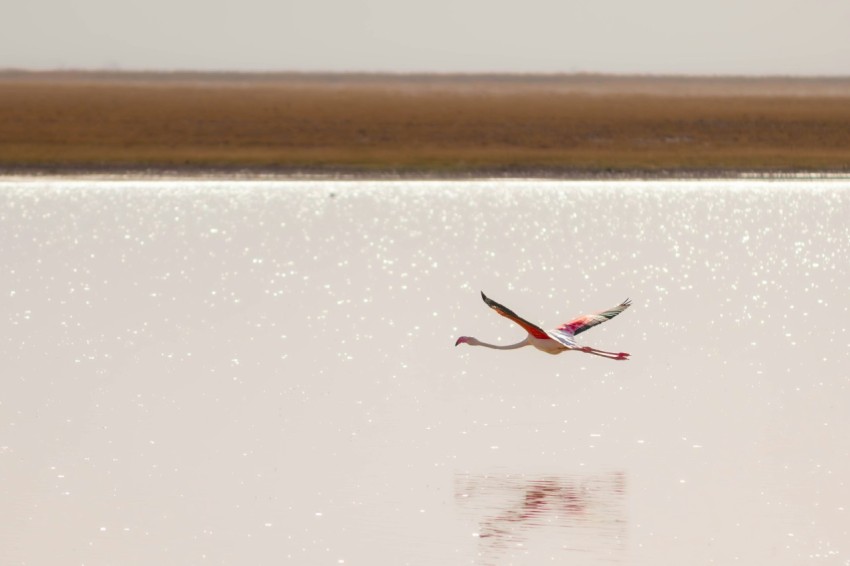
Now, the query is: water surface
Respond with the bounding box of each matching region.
[2,179,849,565]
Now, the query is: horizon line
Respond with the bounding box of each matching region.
[2,68,850,81]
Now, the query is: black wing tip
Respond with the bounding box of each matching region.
[622,298,632,307]
[480,292,502,311]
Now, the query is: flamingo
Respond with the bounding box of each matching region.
[455,292,631,360]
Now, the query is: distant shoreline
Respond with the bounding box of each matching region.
[3,164,848,181]
[4,69,850,95]
[2,71,849,176]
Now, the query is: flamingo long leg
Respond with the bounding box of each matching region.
[581,346,629,356]
[586,351,629,360]
[579,346,630,360]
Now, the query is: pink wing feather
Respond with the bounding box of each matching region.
[480,292,551,340]
[557,299,632,336]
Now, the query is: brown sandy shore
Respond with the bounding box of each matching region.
[2,71,850,178]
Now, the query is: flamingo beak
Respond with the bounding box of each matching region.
[455,337,465,346]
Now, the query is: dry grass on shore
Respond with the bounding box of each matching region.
[1,72,849,175]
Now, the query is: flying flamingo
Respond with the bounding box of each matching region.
[455,292,631,360]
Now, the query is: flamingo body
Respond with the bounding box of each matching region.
[455,292,631,360]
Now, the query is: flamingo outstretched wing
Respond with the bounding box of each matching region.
[481,292,550,340]
[557,299,632,336]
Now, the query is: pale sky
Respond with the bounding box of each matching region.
[4,0,850,75]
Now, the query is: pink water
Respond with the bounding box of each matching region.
[2,179,849,565]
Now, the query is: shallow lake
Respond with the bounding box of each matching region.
[2,178,849,565]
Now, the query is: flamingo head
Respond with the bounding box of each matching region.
[455,336,478,347]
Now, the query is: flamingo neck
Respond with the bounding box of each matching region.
[472,337,530,350]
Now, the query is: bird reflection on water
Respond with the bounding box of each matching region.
[455,472,627,564]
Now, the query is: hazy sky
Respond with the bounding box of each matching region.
[5,0,850,75]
